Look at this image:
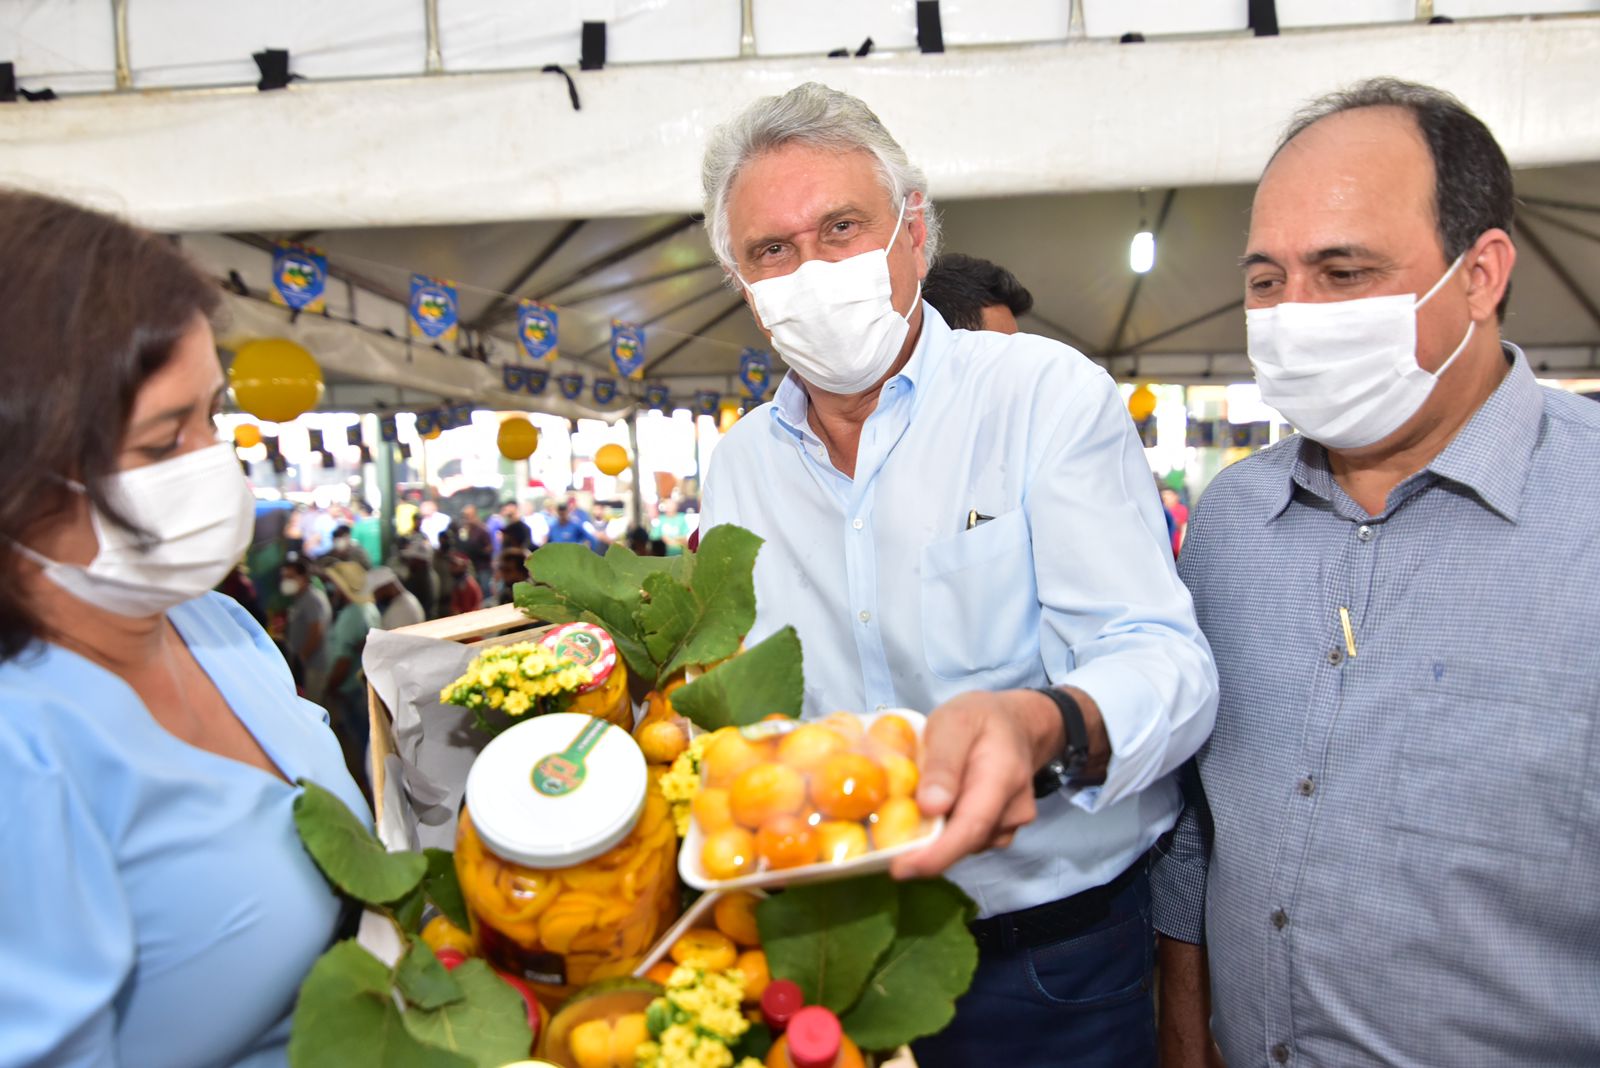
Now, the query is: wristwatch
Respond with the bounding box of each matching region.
[1030,687,1089,799]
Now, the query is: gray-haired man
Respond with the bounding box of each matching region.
[1155,78,1600,1067]
[696,82,1218,1066]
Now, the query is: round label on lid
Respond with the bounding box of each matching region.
[540,623,617,694]
[464,712,646,868]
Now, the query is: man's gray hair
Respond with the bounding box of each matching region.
[701,82,941,272]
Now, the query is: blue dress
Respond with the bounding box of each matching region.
[0,593,371,1067]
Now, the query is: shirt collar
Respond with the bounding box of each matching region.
[769,300,946,442]
[1271,343,1540,523]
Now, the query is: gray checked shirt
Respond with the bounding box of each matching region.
[1151,346,1600,1067]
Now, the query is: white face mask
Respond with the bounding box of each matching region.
[12,443,256,617]
[280,577,303,597]
[740,198,921,396]
[1245,251,1475,450]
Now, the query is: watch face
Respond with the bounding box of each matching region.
[1032,760,1070,799]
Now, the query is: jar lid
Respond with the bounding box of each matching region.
[786,1006,843,1068]
[540,622,617,694]
[464,712,646,868]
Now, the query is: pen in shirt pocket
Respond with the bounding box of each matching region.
[966,509,994,531]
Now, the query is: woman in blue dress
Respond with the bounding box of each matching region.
[0,190,370,1067]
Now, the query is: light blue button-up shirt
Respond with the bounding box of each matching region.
[700,305,1217,917]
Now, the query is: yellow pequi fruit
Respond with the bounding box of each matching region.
[420,914,476,956]
[637,720,688,764]
[668,927,738,972]
[610,1013,650,1064]
[568,1018,614,1068]
[712,892,763,948]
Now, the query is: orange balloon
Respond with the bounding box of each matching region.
[233,423,262,449]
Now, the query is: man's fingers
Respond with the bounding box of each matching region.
[915,704,981,818]
[894,736,1018,879]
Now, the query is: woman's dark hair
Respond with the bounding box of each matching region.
[0,188,221,660]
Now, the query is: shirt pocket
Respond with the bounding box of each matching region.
[919,508,1039,681]
[1385,656,1597,860]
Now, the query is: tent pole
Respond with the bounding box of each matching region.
[626,412,646,534]
[378,437,398,563]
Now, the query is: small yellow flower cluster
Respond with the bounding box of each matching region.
[657,732,714,837]
[634,965,762,1068]
[437,642,593,735]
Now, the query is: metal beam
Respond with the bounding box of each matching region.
[1517,215,1600,333]
[1021,311,1096,354]
[1521,205,1600,251]
[641,299,748,377]
[575,280,730,360]
[469,218,587,329]
[1110,298,1243,357]
[112,0,132,90]
[1520,196,1600,217]
[1104,188,1178,357]
[562,260,723,305]
[531,215,701,304]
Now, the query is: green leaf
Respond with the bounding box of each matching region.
[423,848,471,932]
[756,875,897,1016]
[514,545,656,680]
[294,779,427,906]
[670,627,804,731]
[638,571,701,669]
[289,940,470,1068]
[732,1021,774,1061]
[641,524,762,683]
[604,541,688,589]
[395,936,464,1011]
[839,879,980,1051]
[392,886,426,934]
[402,958,534,1068]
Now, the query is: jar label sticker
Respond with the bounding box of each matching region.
[532,715,612,797]
[541,623,617,692]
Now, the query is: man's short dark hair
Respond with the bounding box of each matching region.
[922,253,1035,331]
[1276,77,1514,319]
[333,524,352,539]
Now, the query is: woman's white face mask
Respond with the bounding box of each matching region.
[12,443,255,617]
[738,198,921,397]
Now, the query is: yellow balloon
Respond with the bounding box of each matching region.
[230,338,324,422]
[595,442,630,477]
[423,427,442,441]
[497,416,539,460]
[1128,384,1158,423]
[234,423,262,449]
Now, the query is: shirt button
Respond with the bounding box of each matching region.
[1327,648,1345,666]
[852,518,864,530]
[1357,524,1374,542]
[1298,777,1316,797]
[1273,1043,1291,1064]
[1271,908,1288,930]
[875,704,887,712]
[858,610,871,623]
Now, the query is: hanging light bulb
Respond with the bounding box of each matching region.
[1130,230,1156,274]
[1129,187,1155,274]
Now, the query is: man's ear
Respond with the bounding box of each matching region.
[908,193,930,280]
[1464,227,1515,324]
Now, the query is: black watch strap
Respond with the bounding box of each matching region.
[1030,687,1089,798]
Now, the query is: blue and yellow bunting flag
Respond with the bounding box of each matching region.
[558,373,585,401]
[644,384,670,411]
[503,364,528,393]
[409,274,459,342]
[271,243,327,313]
[518,301,559,362]
[526,367,549,395]
[611,321,646,380]
[694,390,720,416]
[379,415,399,443]
[593,377,618,405]
[449,403,475,428]
[415,410,438,436]
[740,348,773,402]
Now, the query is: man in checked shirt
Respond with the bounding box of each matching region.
[1155,78,1600,1067]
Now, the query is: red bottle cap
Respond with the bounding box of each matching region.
[760,979,806,1034]
[785,1006,843,1068]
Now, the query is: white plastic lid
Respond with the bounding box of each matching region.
[464,712,647,869]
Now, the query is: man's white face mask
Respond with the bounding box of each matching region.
[1245,249,1475,450]
[739,198,921,397]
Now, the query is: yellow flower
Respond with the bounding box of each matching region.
[503,690,530,717]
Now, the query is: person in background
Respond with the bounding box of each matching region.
[488,499,514,551]
[417,498,451,547]
[921,251,1034,334]
[520,498,551,547]
[395,537,439,620]
[430,524,458,618]
[625,525,651,557]
[394,491,420,538]
[446,552,483,616]
[649,497,691,555]
[322,523,373,568]
[281,554,332,704]
[319,560,379,788]
[350,501,383,566]
[366,565,425,631]
[1159,485,1189,556]
[1155,78,1600,1068]
[0,189,368,1067]
[217,559,264,625]
[494,547,530,606]
[457,503,495,594]
[545,501,600,551]
[696,83,1216,1067]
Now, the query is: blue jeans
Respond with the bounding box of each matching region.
[911,870,1156,1068]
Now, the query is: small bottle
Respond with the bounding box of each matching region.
[760,979,805,1035]
[765,1006,865,1068]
